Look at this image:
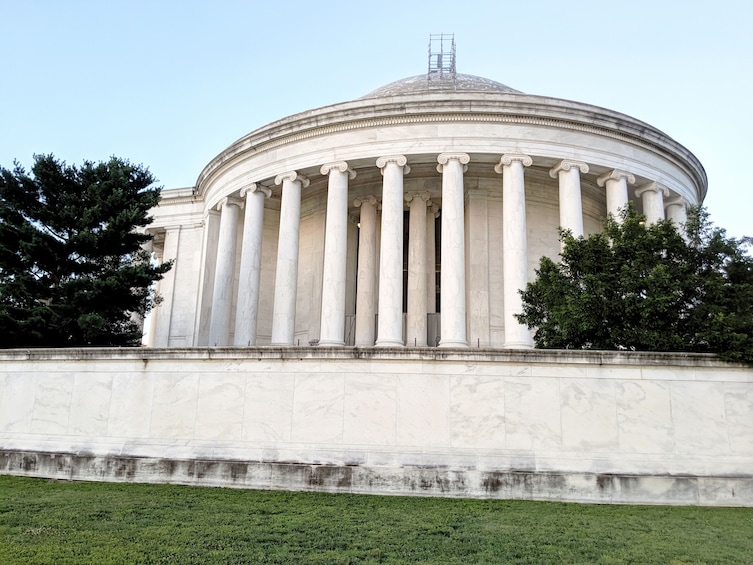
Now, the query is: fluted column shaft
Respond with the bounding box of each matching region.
[426,204,438,316]
[550,160,588,239]
[438,153,470,348]
[209,197,243,346]
[597,169,635,222]
[319,162,356,346]
[375,155,409,347]
[636,182,668,225]
[234,184,270,346]
[406,192,430,347]
[270,171,308,346]
[354,196,378,345]
[496,154,533,349]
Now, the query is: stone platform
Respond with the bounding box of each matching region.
[1,347,751,506]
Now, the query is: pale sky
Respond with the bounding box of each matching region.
[2,0,751,239]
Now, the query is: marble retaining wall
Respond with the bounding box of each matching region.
[1,347,751,506]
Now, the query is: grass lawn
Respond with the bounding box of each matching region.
[1,475,751,564]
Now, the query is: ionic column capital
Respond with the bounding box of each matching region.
[376,155,410,175]
[354,195,379,208]
[664,196,688,209]
[405,191,431,204]
[597,169,635,187]
[240,183,271,199]
[274,171,310,188]
[549,159,589,178]
[635,181,670,198]
[216,196,244,211]
[494,154,532,173]
[436,152,470,173]
[320,161,356,179]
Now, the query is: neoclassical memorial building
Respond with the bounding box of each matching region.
[145,73,704,350]
[3,47,752,505]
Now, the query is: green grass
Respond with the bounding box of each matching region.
[1,476,752,564]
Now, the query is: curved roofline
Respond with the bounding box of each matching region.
[195,90,707,203]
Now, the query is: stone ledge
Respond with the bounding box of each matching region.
[2,450,751,507]
[0,345,741,368]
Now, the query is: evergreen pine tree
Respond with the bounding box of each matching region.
[0,154,171,347]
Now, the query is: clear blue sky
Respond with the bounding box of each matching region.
[2,0,751,239]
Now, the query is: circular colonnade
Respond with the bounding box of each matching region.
[147,73,706,349]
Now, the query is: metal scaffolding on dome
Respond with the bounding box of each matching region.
[427,33,456,89]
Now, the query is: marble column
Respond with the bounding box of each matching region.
[405,191,430,347]
[354,196,379,346]
[270,171,309,346]
[196,208,221,346]
[495,154,533,349]
[636,182,669,225]
[319,161,356,347]
[426,203,439,316]
[234,183,271,346]
[438,152,470,348]
[152,228,178,348]
[375,155,409,347]
[665,196,689,229]
[466,190,491,348]
[597,169,635,221]
[550,159,588,239]
[208,197,243,346]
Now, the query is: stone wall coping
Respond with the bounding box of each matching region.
[0,346,746,369]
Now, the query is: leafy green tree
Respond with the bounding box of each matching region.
[516,206,753,365]
[0,154,171,347]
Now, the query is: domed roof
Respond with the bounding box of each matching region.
[359,73,523,99]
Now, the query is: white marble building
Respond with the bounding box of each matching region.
[6,69,749,507]
[145,73,706,350]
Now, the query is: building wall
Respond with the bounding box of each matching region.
[1,348,751,505]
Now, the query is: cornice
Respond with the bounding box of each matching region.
[194,94,707,203]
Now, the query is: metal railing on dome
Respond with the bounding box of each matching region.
[428,33,456,89]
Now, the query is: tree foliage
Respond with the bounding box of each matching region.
[516,206,753,365]
[0,155,171,347]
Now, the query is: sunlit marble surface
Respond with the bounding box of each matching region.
[1,348,751,506]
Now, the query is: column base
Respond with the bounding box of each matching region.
[502,341,534,349]
[439,339,468,348]
[317,339,345,347]
[375,339,404,348]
